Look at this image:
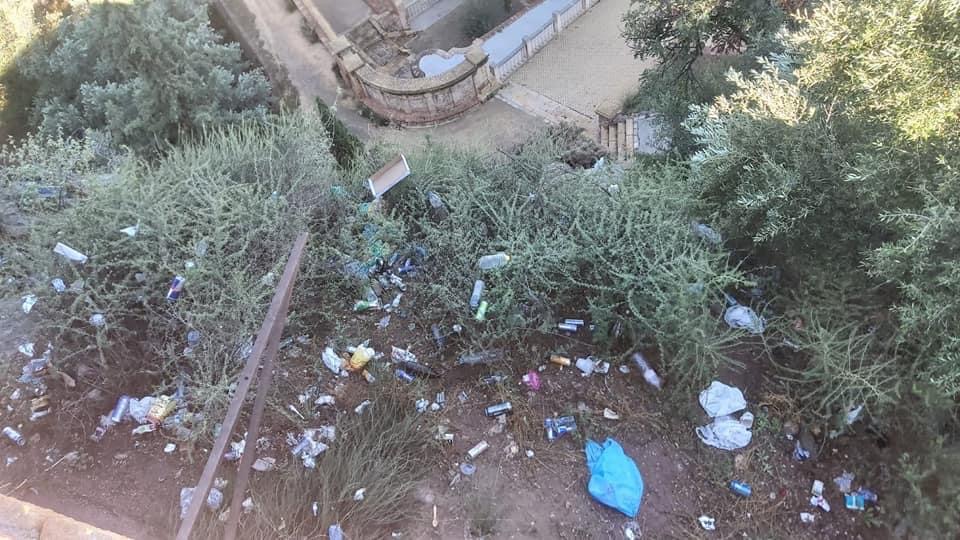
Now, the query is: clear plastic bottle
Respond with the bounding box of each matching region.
[469,279,485,307]
[632,352,662,389]
[477,252,510,270]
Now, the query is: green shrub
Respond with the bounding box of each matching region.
[386,135,745,386]
[316,99,363,170]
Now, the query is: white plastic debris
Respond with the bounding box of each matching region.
[603,408,620,420]
[699,381,747,417]
[53,242,88,264]
[21,295,37,314]
[696,382,752,450]
[724,304,766,334]
[242,497,255,513]
[354,400,371,415]
[810,480,831,511]
[618,365,631,374]
[17,342,34,357]
[415,399,429,413]
[51,278,66,293]
[119,225,139,237]
[834,471,855,493]
[127,397,155,424]
[89,313,106,327]
[328,524,345,540]
[315,395,336,407]
[322,347,343,374]
[575,357,596,376]
[353,488,366,501]
[800,512,815,524]
[164,443,177,453]
[698,515,717,531]
[179,487,223,519]
[845,404,864,425]
[252,457,275,472]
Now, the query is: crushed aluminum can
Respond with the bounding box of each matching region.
[730,480,752,498]
[2,426,26,446]
[549,354,571,367]
[166,275,186,302]
[544,416,576,441]
[483,402,512,417]
[466,440,489,459]
[435,392,445,409]
[395,369,415,383]
[480,372,508,385]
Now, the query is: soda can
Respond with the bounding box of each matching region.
[395,368,415,383]
[2,426,26,446]
[474,301,488,321]
[563,319,585,327]
[549,354,571,367]
[166,275,186,302]
[730,480,752,497]
[544,416,577,441]
[109,395,131,424]
[558,323,579,332]
[484,402,512,417]
[469,280,485,308]
[466,440,489,459]
[480,372,508,385]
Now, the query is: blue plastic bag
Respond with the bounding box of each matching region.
[585,438,643,517]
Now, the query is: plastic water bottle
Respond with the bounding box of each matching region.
[632,352,662,389]
[470,280,485,307]
[478,253,510,270]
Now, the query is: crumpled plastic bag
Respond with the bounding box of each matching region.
[699,381,747,417]
[322,347,343,374]
[724,305,766,334]
[585,438,643,517]
[696,414,752,450]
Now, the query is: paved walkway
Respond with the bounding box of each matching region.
[507,0,655,119]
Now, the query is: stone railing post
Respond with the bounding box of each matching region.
[522,37,533,60]
[553,12,561,32]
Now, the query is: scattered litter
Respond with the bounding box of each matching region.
[21,294,37,314]
[800,512,815,524]
[288,404,305,420]
[224,439,245,461]
[415,399,430,413]
[17,342,34,357]
[10,389,21,400]
[53,242,88,264]
[810,480,830,511]
[575,356,597,376]
[322,347,344,375]
[845,404,864,425]
[466,441,489,459]
[459,463,476,476]
[89,313,106,327]
[480,372,508,385]
[594,361,610,374]
[477,252,510,271]
[328,524,345,540]
[618,365,630,374]
[603,408,621,420]
[252,457,275,472]
[730,480,752,497]
[793,439,812,461]
[147,395,176,424]
[119,224,139,237]
[545,416,577,440]
[699,381,747,417]
[348,344,374,372]
[457,349,505,366]
[549,354,571,367]
[353,488,366,501]
[376,315,391,329]
[291,431,329,468]
[315,395,335,406]
[474,300,488,321]
[179,487,223,519]
[2,427,26,446]
[624,521,640,540]
[457,391,468,403]
[367,154,410,198]
[166,275,186,302]
[834,471,855,493]
[698,515,716,531]
[469,280,484,308]
[391,346,417,364]
[242,497,254,513]
[395,368,415,383]
[128,396,155,424]
[354,400,371,415]
[484,402,512,417]
[525,450,534,458]
[812,479,824,497]
[723,304,766,334]
[51,278,66,293]
[132,424,156,435]
[521,371,541,391]
[632,353,662,389]
[164,443,177,454]
[585,438,643,517]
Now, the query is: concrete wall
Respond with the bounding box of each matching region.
[333,38,499,125]
[0,494,130,540]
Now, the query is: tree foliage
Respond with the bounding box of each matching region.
[19,0,271,153]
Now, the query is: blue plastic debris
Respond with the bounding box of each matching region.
[584,438,643,517]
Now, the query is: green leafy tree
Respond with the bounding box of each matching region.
[20,0,271,152]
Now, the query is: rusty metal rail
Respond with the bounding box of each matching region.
[175,232,308,540]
